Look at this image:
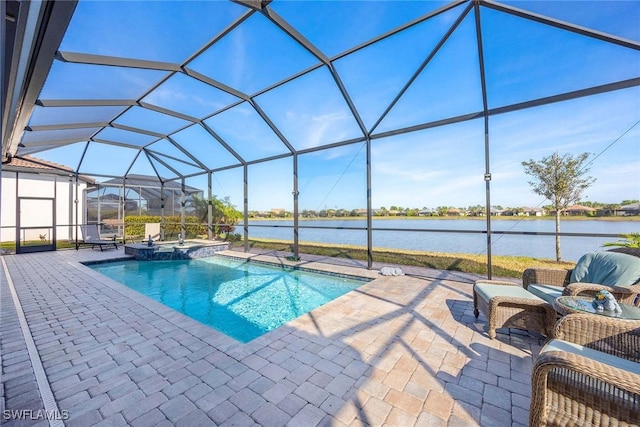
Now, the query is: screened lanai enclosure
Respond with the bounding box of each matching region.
[85,175,203,239]
[2,0,639,273]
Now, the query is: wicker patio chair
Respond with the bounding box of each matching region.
[523,248,640,306]
[530,313,640,426]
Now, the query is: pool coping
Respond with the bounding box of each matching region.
[83,252,376,344]
[73,251,387,352]
[215,250,382,281]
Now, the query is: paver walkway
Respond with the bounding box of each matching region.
[1,247,545,426]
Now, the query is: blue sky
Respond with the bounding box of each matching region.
[26,0,640,212]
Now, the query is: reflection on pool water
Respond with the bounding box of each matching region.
[90,256,368,342]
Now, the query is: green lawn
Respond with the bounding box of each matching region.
[1,237,576,279]
[233,238,575,279]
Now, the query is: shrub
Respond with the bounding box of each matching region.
[124,215,206,239]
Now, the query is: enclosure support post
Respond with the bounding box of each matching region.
[97,184,101,226]
[53,175,57,249]
[293,154,299,260]
[122,178,126,240]
[207,172,213,240]
[74,173,79,249]
[366,138,373,269]
[475,2,493,279]
[243,165,249,252]
[180,178,186,241]
[160,182,165,241]
[68,175,73,241]
[484,133,493,280]
[14,173,19,251]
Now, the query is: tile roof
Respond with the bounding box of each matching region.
[2,155,94,183]
[4,154,71,170]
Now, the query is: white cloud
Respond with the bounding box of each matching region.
[282,110,360,150]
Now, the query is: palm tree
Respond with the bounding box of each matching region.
[190,195,242,237]
[603,233,640,249]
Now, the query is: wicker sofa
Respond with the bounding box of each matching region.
[524,248,640,306]
[530,313,640,426]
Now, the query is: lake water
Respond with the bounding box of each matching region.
[245,218,639,261]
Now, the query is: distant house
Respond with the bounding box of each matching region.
[562,205,597,216]
[418,209,433,216]
[447,208,464,216]
[466,209,484,217]
[489,208,506,216]
[617,202,640,216]
[353,208,368,216]
[523,207,545,217]
[1,155,93,250]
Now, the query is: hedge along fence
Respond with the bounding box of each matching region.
[124,215,207,239]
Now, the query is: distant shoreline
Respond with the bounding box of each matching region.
[246,215,639,222]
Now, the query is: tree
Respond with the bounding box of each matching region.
[436,206,449,217]
[522,152,595,261]
[467,204,484,216]
[190,194,242,237]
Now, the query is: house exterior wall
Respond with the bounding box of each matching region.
[1,172,18,242]
[1,171,87,243]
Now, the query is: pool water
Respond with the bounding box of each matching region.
[89,256,367,342]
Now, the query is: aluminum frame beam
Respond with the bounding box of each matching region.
[369,2,474,135]
[2,0,78,158]
[25,121,108,132]
[55,51,181,72]
[481,0,640,51]
[36,99,137,107]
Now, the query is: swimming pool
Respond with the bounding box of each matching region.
[89,256,368,342]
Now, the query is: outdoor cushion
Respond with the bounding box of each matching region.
[569,251,640,287]
[474,282,543,302]
[542,339,640,375]
[528,284,564,305]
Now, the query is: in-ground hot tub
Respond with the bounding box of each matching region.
[124,239,229,261]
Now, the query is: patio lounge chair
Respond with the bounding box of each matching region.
[524,249,640,306]
[530,313,640,426]
[76,224,118,251]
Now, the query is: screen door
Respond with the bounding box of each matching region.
[16,197,56,253]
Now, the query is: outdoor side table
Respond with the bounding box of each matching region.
[554,295,640,320]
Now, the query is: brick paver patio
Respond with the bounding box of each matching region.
[1,247,545,426]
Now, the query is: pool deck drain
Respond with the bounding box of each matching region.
[1,247,545,426]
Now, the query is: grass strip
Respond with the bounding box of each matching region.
[234,238,575,278]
